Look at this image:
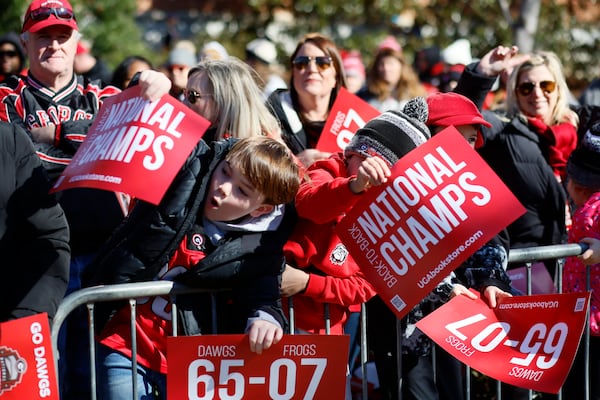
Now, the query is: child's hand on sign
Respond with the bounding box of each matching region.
[450,284,512,309]
[247,319,283,355]
[348,155,391,194]
[450,284,478,301]
[481,286,512,308]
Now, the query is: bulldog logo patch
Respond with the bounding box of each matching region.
[330,243,349,265]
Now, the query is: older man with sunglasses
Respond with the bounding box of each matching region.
[1,0,170,179]
[0,2,172,399]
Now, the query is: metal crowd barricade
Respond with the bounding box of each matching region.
[50,243,591,400]
[51,282,363,399]
[51,281,218,400]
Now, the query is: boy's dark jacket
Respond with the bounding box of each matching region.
[84,138,292,334]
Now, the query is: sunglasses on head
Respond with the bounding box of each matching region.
[0,51,18,58]
[28,7,75,22]
[517,80,556,96]
[185,89,212,104]
[292,56,333,72]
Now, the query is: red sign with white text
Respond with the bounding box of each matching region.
[336,127,526,320]
[416,291,590,393]
[317,87,381,153]
[50,86,210,204]
[167,334,349,400]
[0,313,58,399]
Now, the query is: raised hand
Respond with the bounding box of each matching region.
[476,45,529,77]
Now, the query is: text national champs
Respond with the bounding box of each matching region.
[349,145,491,277]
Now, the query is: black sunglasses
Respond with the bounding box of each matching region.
[517,80,556,96]
[292,56,333,72]
[0,51,18,58]
[28,7,75,22]
[186,89,212,104]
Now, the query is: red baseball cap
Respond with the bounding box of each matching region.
[22,0,78,34]
[426,92,491,148]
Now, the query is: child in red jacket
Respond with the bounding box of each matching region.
[281,98,431,335]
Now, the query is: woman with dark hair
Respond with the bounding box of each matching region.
[358,45,427,112]
[110,55,154,90]
[267,32,347,167]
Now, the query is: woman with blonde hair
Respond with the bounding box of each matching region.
[454,45,578,327]
[358,45,427,112]
[185,57,282,142]
[505,51,578,128]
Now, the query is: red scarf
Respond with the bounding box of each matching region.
[528,118,577,181]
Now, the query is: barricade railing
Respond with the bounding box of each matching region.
[51,243,591,400]
[51,281,220,400]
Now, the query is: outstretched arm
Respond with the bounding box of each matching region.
[281,264,377,306]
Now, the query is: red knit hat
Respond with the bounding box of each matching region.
[22,0,78,34]
[426,92,491,148]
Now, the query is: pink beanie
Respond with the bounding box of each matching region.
[341,50,366,79]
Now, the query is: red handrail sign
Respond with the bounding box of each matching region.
[417,291,590,393]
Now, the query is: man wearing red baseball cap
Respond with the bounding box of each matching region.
[6,0,169,176]
[22,0,79,34]
[426,91,492,149]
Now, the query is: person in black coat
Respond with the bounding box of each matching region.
[83,136,301,399]
[454,46,578,278]
[0,122,70,323]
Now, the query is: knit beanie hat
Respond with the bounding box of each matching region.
[344,97,430,165]
[567,123,600,188]
[426,92,491,148]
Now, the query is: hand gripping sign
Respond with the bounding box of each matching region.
[336,127,526,320]
[167,334,349,400]
[0,313,58,399]
[51,86,210,205]
[316,87,381,153]
[416,290,591,394]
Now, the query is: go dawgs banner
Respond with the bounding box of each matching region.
[0,313,58,399]
[51,86,210,205]
[336,127,526,320]
[416,291,590,393]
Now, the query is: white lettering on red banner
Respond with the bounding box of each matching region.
[336,128,526,320]
[0,313,58,399]
[51,87,210,205]
[416,291,590,393]
[317,87,381,153]
[168,334,349,399]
